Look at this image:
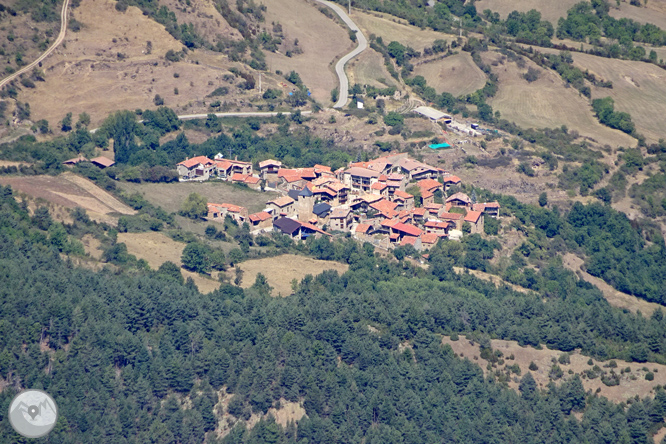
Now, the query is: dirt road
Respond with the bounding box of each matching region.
[0,0,70,90]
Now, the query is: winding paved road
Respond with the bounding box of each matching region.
[0,0,70,90]
[312,0,367,108]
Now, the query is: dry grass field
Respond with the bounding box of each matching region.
[484,51,636,147]
[118,181,279,213]
[234,254,349,296]
[352,10,456,52]
[348,49,398,88]
[413,53,487,97]
[17,0,261,128]
[0,172,135,224]
[474,0,579,23]
[118,231,221,293]
[567,52,666,144]
[261,0,353,104]
[610,0,666,29]
[442,335,666,403]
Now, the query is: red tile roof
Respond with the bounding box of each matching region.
[371,182,388,191]
[268,196,295,207]
[178,156,213,168]
[417,178,442,192]
[355,223,371,233]
[314,164,332,173]
[443,175,461,184]
[381,218,400,228]
[370,199,399,214]
[485,201,500,208]
[446,192,471,204]
[301,221,331,236]
[281,175,304,183]
[440,212,464,221]
[393,190,413,200]
[90,157,115,168]
[249,211,272,223]
[259,159,282,168]
[393,222,423,237]
[464,210,483,223]
[425,221,449,229]
[422,190,434,199]
[472,203,486,212]
[378,174,388,181]
[421,233,440,244]
[412,207,427,216]
[208,202,246,214]
[390,232,400,240]
[400,236,419,246]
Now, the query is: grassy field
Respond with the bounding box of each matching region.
[567,52,666,144]
[118,181,279,214]
[483,51,636,148]
[352,10,457,52]
[349,49,398,88]
[413,53,487,97]
[609,1,666,29]
[442,335,666,403]
[474,0,579,24]
[233,254,349,296]
[0,172,135,225]
[118,231,221,293]
[262,0,353,104]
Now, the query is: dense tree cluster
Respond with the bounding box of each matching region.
[3,184,666,442]
[558,1,666,50]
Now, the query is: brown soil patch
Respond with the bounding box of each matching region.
[262,0,353,104]
[484,50,636,148]
[234,254,349,296]
[214,389,306,439]
[562,253,663,315]
[443,335,666,402]
[118,231,220,293]
[118,180,279,214]
[0,172,134,224]
[413,53,487,97]
[474,0,579,23]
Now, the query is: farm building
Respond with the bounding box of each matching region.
[413,106,452,123]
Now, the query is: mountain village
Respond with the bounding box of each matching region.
[175,151,500,251]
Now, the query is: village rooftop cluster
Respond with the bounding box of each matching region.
[176,152,500,251]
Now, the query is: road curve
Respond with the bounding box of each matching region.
[0,0,70,90]
[312,0,367,108]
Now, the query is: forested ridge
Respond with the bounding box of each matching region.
[2,179,666,443]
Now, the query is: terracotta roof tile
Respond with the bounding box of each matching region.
[393,222,423,237]
[249,211,272,222]
[268,196,295,207]
[355,223,371,233]
[464,210,483,223]
[178,156,213,168]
